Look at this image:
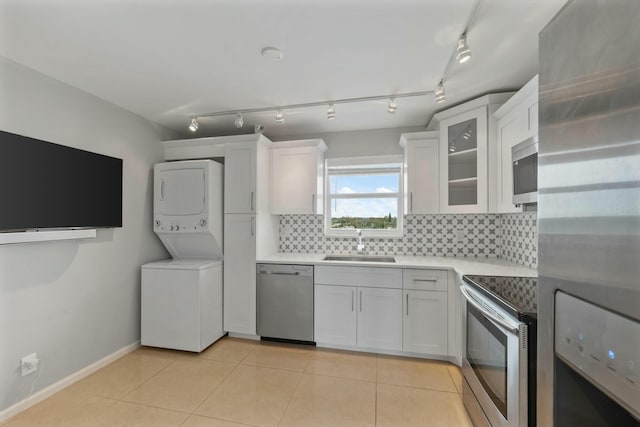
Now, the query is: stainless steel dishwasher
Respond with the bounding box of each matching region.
[256,264,314,343]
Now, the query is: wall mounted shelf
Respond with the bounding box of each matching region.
[0,229,97,245]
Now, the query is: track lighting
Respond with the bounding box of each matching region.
[188,117,199,132]
[435,81,446,104]
[387,98,397,114]
[456,33,471,64]
[187,90,434,130]
[327,104,336,120]
[234,113,244,129]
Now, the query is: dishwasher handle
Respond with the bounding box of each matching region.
[261,271,300,276]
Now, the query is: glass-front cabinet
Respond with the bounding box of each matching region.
[439,106,488,213]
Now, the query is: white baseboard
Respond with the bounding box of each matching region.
[227,332,260,341]
[0,341,140,423]
[315,342,455,364]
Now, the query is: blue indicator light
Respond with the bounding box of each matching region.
[608,350,615,360]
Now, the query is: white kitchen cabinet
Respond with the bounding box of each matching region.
[403,290,447,355]
[314,284,357,346]
[431,94,513,214]
[314,266,402,352]
[223,214,257,335]
[399,131,439,214]
[492,75,538,213]
[402,268,449,355]
[223,136,279,336]
[438,106,487,213]
[270,139,327,214]
[225,142,257,214]
[357,287,403,350]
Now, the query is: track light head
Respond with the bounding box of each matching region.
[188,117,199,132]
[234,113,244,129]
[435,81,446,104]
[327,104,336,120]
[456,33,471,64]
[387,98,397,114]
[275,109,284,123]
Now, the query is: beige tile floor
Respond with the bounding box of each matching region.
[3,337,471,427]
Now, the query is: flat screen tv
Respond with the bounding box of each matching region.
[0,129,123,232]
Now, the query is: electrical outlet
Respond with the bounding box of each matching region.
[21,353,39,376]
[454,228,465,243]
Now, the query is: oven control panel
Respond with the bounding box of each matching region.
[555,291,640,418]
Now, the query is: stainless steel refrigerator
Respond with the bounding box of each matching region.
[537,1,640,426]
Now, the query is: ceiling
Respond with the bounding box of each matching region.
[0,0,565,139]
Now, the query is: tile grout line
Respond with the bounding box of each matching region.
[188,359,243,417]
[275,367,306,427]
[190,346,256,417]
[375,353,379,427]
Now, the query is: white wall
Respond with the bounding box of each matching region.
[0,57,170,412]
[271,126,425,159]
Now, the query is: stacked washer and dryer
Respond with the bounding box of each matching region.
[141,160,225,352]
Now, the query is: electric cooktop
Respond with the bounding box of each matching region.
[462,275,538,322]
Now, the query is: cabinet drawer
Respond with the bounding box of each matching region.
[315,266,402,289]
[402,269,448,291]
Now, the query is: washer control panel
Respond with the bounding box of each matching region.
[555,291,640,418]
[154,218,209,233]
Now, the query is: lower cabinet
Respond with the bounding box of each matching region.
[314,284,402,351]
[314,266,450,357]
[357,287,403,350]
[223,214,256,335]
[403,290,448,355]
[314,285,357,346]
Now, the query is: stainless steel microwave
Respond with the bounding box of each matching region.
[512,137,538,205]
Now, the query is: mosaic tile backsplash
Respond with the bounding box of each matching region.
[279,212,538,269]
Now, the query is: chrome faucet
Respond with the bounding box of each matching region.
[356,229,366,254]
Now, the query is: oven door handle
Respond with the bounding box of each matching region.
[460,285,520,335]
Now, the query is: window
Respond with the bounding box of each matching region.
[325,155,403,237]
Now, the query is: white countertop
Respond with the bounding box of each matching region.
[257,253,537,278]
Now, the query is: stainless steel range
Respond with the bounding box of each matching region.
[461,275,537,427]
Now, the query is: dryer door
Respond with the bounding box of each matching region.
[156,168,205,216]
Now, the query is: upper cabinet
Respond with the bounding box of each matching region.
[225,142,257,214]
[270,139,327,215]
[399,131,439,214]
[492,75,538,213]
[432,94,512,214]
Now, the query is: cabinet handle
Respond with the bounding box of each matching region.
[406,293,409,316]
[410,192,413,213]
[359,291,363,312]
[250,217,255,236]
[250,191,255,211]
[351,290,354,312]
[312,194,316,212]
[160,179,165,201]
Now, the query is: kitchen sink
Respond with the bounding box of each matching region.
[323,255,396,263]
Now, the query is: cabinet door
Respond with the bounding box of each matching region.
[403,290,448,355]
[225,144,256,214]
[314,285,357,346]
[406,140,439,214]
[357,287,402,351]
[439,106,488,213]
[522,91,539,139]
[223,214,257,334]
[495,111,523,213]
[271,147,319,214]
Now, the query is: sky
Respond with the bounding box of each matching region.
[329,173,398,218]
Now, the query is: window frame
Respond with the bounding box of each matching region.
[324,155,404,238]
